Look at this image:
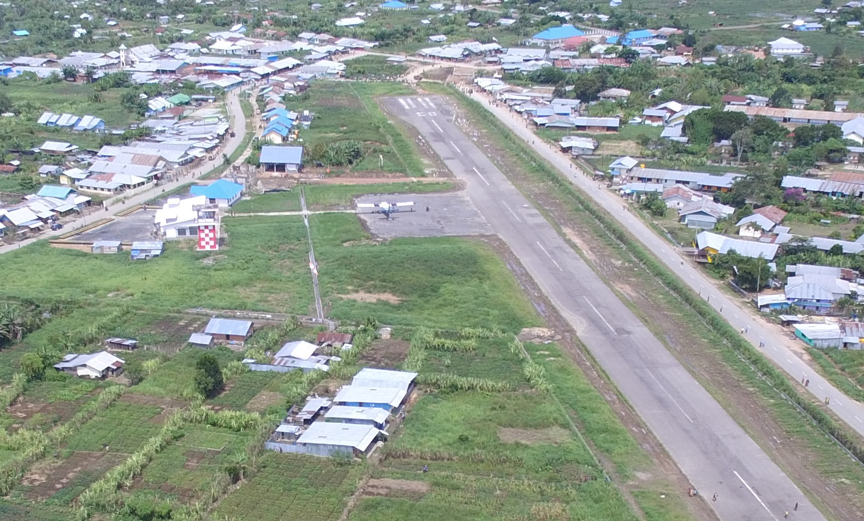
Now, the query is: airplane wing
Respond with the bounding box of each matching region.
[394,202,414,207]
[356,203,377,208]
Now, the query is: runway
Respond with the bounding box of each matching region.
[383,94,824,521]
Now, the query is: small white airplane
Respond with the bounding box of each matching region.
[356,201,415,219]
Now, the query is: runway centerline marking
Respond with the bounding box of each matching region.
[450,141,463,155]
[734,471,779,521]
[536,242,562,271]
[646,369,693,423]
[583,296,618,335]
[856,416,863,423]
[472,167,490,186]
[502,201,521,222]
[431,120,443,133]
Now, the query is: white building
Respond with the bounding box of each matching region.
[153,195,221,250]
[54,351,125,379]
[767,37,806,57]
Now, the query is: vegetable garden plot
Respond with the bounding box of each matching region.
[63,402,163,453]
[214,453,362,521]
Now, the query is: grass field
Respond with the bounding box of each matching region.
[232,182,454,213]
[0,378,104,432]
[344,55,409,80]
[214,452,364,521]
[284,82,425,177]
[423,336,527,385]
[63,401,163,453]
[312,213,540,330]
[131,347,239,399]
[3,78,140,128]
[132,424,251,502]
[208,371,278,410]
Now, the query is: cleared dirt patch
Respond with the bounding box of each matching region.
[340,291,402,304]
[245,391,284,413]
[498,426,571,445]
[5,397,88,433]
[359,339,410,369]
[22,451,126,501]
[364,478,430,499]
[596,140,642,156]
[120,393,186,409]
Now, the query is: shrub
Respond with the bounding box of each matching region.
[194,354,224,398]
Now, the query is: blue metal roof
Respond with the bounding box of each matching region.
[260,145,303,165]
[37,185,75,199]
[204,318,252,337]
[263,123,292,137]
[532,24,584,40]
[623,29,655,44]
[380,0,408,7]
[12,30,29,37]
[190,179,243,200]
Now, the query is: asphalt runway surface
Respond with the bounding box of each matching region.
[355,193,492,238]
[75,209,155,242]
[383,95,824,521]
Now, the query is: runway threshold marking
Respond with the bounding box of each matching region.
[398,99,409,109]
[646,369,694,423]
[536,242,562,271]
[416,98,429,108]
[406,98,416,108]
[583,296,618,335]
[502,201,521,222]
[734,471,779,521]
[423,97,436,108]
[431,120,444,133]
[450,141,463,155]
[472,167,490,186]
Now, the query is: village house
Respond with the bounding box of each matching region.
[785,273,853,314]
[189,179,243,207]
[203,318,253,344]
[324,406,390,429]
[695,231,780,262]
[54,351,125,379]
[91,241,122,254]
[678,199,735,229]
[661,185,703,208]
[105,338,138,351]
[793,324,843,348]
[260,145,304,172]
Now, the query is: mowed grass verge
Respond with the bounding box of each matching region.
[232,181,455,214]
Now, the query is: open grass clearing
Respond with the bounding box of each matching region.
[232,181,454,213]
[386,391,599,481]
[14,451,127,506]
[313,213,540,331]
[422,336,527,385]
[131,347,239,400]
[344,55,409,81]
[0,378,104,433]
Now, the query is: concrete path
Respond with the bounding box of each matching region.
[461,85,864,449]
[385,94,824,521]
[0,88,250,254]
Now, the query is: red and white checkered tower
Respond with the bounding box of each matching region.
[195,206,220,251]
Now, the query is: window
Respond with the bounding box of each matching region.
[177,228,187,236]
[189,227,199,236]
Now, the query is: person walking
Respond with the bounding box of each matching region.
[794,502,798,511]
[784,511,788,519]
[825,397,830,405]
[805,379,809,387]
[712,493,717,502]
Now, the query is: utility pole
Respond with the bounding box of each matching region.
[302,187,324,321]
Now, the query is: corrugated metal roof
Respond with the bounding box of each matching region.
[334,386,406,408]
[793,323,842,340]
[204,318,252,337]
[188,333,213,345]
[275,340,318,360]
[325,406,390,424]
[352,368,417,391]
[260,145,303,165]
[296,422,380,450]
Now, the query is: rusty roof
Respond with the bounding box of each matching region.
[753,205,788,224]
[829,171,864,184]
[317,332,354,345]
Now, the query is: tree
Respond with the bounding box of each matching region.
[0,92,13,114]
[769,86,792,108]
[194,353,223,398]
[618,47,640,64]
[125,361,146,385]
[731,127,754,164]
[682,32,697,47]
[61,65,78,81]
[20,352,45,381]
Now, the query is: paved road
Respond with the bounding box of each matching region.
[0,88,250,255]
[384,95,823,521]
[463,88,864,450]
